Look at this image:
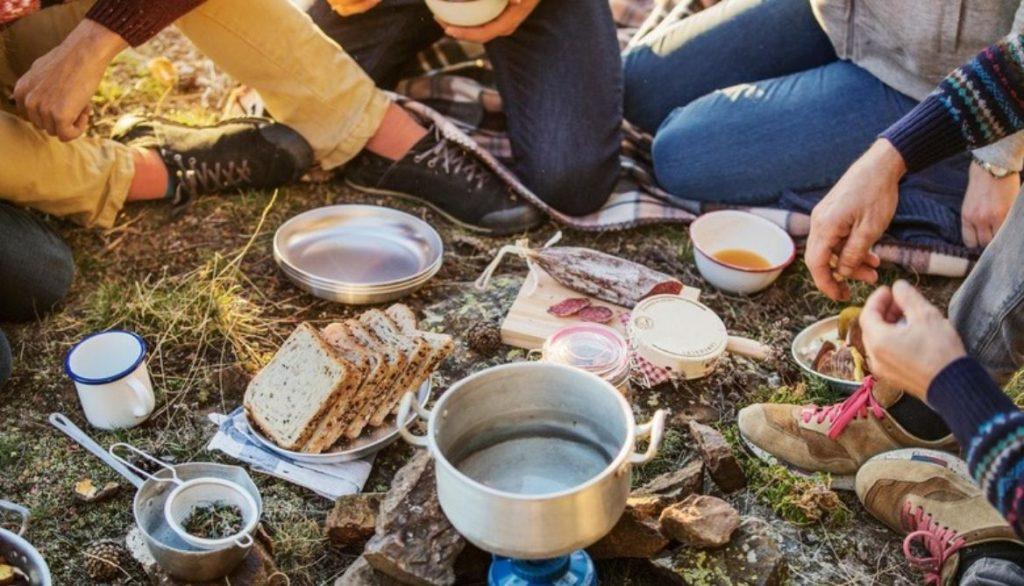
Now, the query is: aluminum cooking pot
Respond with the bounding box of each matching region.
[397,362,666,559]
[0,500,51,586]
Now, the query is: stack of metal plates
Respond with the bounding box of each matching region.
[274,205,443,305]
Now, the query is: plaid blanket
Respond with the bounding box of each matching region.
[390,0,977,278]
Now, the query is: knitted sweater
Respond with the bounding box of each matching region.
[928,357,1024,538]
[883,33,1024,172]
[1,1,205,46]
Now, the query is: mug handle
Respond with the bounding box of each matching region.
[234,533,254,548]
[396,392,431,448]
[630,409,667,464]
[126,376,155,417]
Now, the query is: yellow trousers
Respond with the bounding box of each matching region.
[0,0,389,228]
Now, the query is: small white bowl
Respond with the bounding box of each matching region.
[689,210,795,295]
[425,0,509,27]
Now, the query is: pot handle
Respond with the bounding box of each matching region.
[630,409,667,464]
[396,391,431,448]
[0,500,30,536]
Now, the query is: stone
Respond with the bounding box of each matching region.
[688,421,747,493]
[335,556,403,586]
[659,494,740,548]
[587,497,670,559]
[326,492,383,547]
[127,526,281,585]
[635,460,704,501]
[363,451,465,585]
[652,517,788,586]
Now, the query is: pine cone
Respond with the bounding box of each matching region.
[466,322,502,356]
[83,540,127,583]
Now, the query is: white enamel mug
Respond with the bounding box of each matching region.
[64,330,155,430]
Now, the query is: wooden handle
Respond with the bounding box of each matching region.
[726,336,772,360]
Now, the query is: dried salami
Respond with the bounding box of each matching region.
[577,306,615,324]
[642,281,684,300]
[530,247,683,308]
[548,297,592,317]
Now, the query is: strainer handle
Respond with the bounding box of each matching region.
[0,500,30,537]
[630,409,667,464]
[235,533,254,548]
[396,392,430,448]
[108,443,181,485]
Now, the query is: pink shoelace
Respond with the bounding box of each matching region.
[900,501,966,584]
[800,377,884,440]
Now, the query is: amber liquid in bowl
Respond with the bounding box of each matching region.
[712,248,772,270]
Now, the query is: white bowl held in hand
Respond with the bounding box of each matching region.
[425,0,509,27]
[689,210,796,295]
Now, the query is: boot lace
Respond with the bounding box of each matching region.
[800,377,884,440]
[900,501,966,584]
[168,151,253,205]
[413,128,491,191]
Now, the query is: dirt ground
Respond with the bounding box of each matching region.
[0,30,1006,586]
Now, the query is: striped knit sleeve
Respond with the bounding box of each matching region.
[881,34,1024,172]
[927,357,1024,537]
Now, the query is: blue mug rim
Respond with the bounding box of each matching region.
[65,330,148,385]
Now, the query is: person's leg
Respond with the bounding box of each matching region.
[0,202,75,322]
[306,0,443,89]
[949,194,1024,385]
[485,0,623,215]
[650,60,918,204]
[623,0,837,133]
[958,557,1024,585]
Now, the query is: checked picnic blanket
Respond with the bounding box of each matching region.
[389,0,977,279]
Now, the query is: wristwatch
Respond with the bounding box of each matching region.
[973,156,1019,178]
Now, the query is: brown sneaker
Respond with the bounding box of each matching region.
[737,378,958,489]
[856,449,1022,584]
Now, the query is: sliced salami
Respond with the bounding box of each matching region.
[548,297,592,317]
[642,281,684,300]
[577,306,615,324]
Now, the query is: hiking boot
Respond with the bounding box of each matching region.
[737,378,958,489]
[344,126,542,235]
[112,115,314,206]
[856,448,1022,584]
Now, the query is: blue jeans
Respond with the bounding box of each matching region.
[0,202,75,388]
[308,0,624,216]
[622,0,969,222]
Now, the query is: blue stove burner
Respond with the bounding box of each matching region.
[489,551,597,586]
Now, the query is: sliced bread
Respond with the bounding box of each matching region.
[384,305,454,414]
[243,323,360,451]
[342,319,405,439]
[359,309,433,427]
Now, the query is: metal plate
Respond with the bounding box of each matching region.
[246,380,432,463]
[274,205,443,289]
[791,316,860,394]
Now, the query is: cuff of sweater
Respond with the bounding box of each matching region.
[880,95,967,173]
[926,356,1017,447]
[86,0,194,47]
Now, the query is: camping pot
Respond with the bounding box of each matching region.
[397,362,666,559]
[0,501,51,586]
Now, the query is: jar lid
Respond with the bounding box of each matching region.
[542,323,629,377]
[630,296,727,363]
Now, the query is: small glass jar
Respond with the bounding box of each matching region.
[541,324,631,395]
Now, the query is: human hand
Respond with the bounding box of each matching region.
[805,140,905,301]
[438,0,541,44]
[13,19,126,142]
[326,0,381,16]
[961,161,1020,248]
[859,280,966,401]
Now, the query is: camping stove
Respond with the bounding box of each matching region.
[489,552,597,586]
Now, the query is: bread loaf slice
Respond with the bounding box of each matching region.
[359,309,433,427]
[385,305,454,414]
[243,323,359,451]
[303,322,390,452]
[342,319,405,439]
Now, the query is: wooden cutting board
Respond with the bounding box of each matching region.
[500,268,701,350]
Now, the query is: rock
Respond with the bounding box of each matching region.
[336,556,403,586]
[688,421,746,493]
[74,478,121,503]
[127,526,281,585]
[326,493,383,547]
[652,517,788,586]
[588,497,670,559]
[364,451,465,585]
[659,494,740,548]
[635,460,704,501]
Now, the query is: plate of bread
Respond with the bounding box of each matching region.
[243,304,454,463]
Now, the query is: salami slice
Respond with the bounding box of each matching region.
[643,281,684,300]
[548,297,592,317]
[577,306,614,324]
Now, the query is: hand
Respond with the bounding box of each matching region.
[961,161,1020,248]
[13,20,126,142]
[326,0,381,16]
[859,280,966,400]
[805,140,905,301]
[439,0,541,44]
